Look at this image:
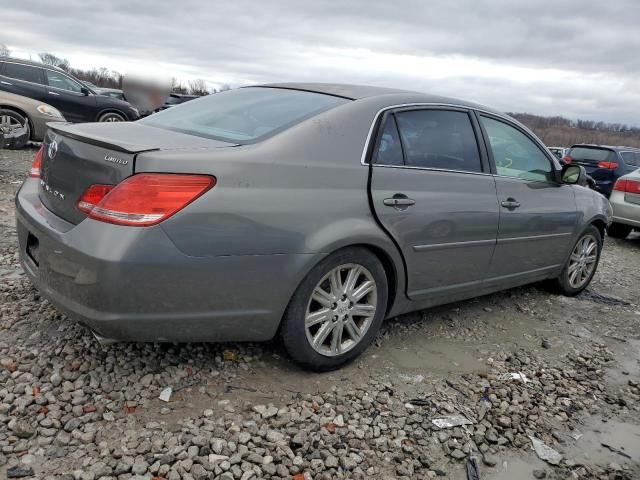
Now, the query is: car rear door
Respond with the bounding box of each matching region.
[369,106,500,300]
[0,61,46,100]
[477,114,578,286]
[44,69,97,123]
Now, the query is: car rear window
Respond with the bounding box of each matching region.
[568,147,616,162]
[142,87,349,143]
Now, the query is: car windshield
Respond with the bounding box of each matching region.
[142,87,349,143]
[569,147,615,162]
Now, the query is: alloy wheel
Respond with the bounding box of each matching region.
[0,114,24,134]
[305,263,377,357]
[567,234,598,288]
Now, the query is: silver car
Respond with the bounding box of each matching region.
[607,169,640,238]
[15,83,612,370]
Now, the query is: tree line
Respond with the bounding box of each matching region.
[509,112,640,148]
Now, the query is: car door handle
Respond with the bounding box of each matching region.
[501,198,521,209]
[383,194,415,210]
[48,91,60,96]
[0,80,12,85]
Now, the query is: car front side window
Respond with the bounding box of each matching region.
[480,116,554,182]
[45,70,83,93]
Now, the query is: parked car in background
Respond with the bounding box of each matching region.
[16,83,611,370]
[0,57,139,123]
[548,146,568,160]
[0,91,65,149]
[158,93,199,110]
[93,87,126,101]
[563,144,640,197]
[607,169,640,239]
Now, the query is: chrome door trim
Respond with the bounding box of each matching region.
[496,232,573,245]
[360,102,523,167]
[413,238,496,252]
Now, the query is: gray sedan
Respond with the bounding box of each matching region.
[15,83,612,370]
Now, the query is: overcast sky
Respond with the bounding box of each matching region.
[3,1,639,125]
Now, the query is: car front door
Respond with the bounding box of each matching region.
[44,69,97,123]
[369,107,500,300]
[0,61,46,100]
[478,114,578,285]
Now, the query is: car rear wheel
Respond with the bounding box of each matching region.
[280,247,388,371]
[98,112,126,122]
[552,226,602,296]
[0,109,30,150]
[607,222,632,239]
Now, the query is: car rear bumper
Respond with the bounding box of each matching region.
[610,191,640,228]
[15,178,317,342]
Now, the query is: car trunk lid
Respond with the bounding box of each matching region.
[39,122,235,224]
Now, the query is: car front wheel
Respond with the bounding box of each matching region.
[98,112,126,122]
[552,226,602,296]
[281,247,388,371]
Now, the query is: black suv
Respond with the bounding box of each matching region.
[564,144,640,197]
[0,57,139,123]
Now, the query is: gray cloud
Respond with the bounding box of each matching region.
[2,0,639,124]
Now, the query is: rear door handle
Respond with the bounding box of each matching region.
[48,91,60,96]
[501,198,521,209]
[383,194,415,210]
[0,80,12,85]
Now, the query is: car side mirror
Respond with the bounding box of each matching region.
[561,164,588,186]
[81,87,90,96]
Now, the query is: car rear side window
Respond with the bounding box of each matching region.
[372,115,404,166]
[394,110,482,172]
[480,116,554,182]
[3,62,42,84]
[141,87,349,144]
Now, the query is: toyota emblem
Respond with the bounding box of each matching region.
[48,139,58,159]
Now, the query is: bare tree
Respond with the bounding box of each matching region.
[188,79,209,96]
[0,43,10,57]
[219,83,231,92]
[170,77,188,94]
[38,52,70,71]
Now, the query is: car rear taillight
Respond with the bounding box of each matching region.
[29,146,44,178]
[77,184,114,214]
[597,161,618,169]
[613,178,640,194]
[562,155,572,164]
[77,173,216,226]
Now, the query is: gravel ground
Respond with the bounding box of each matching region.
[1,145,639,480]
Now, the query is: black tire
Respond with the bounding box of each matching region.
[98,111,126,122]
[607,222,632,239]
[551,225,602,296]
[280,247,388,371]
[0,109,30,150]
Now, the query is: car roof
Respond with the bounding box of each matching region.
[0,56,67,73]
[256,82,502,113]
